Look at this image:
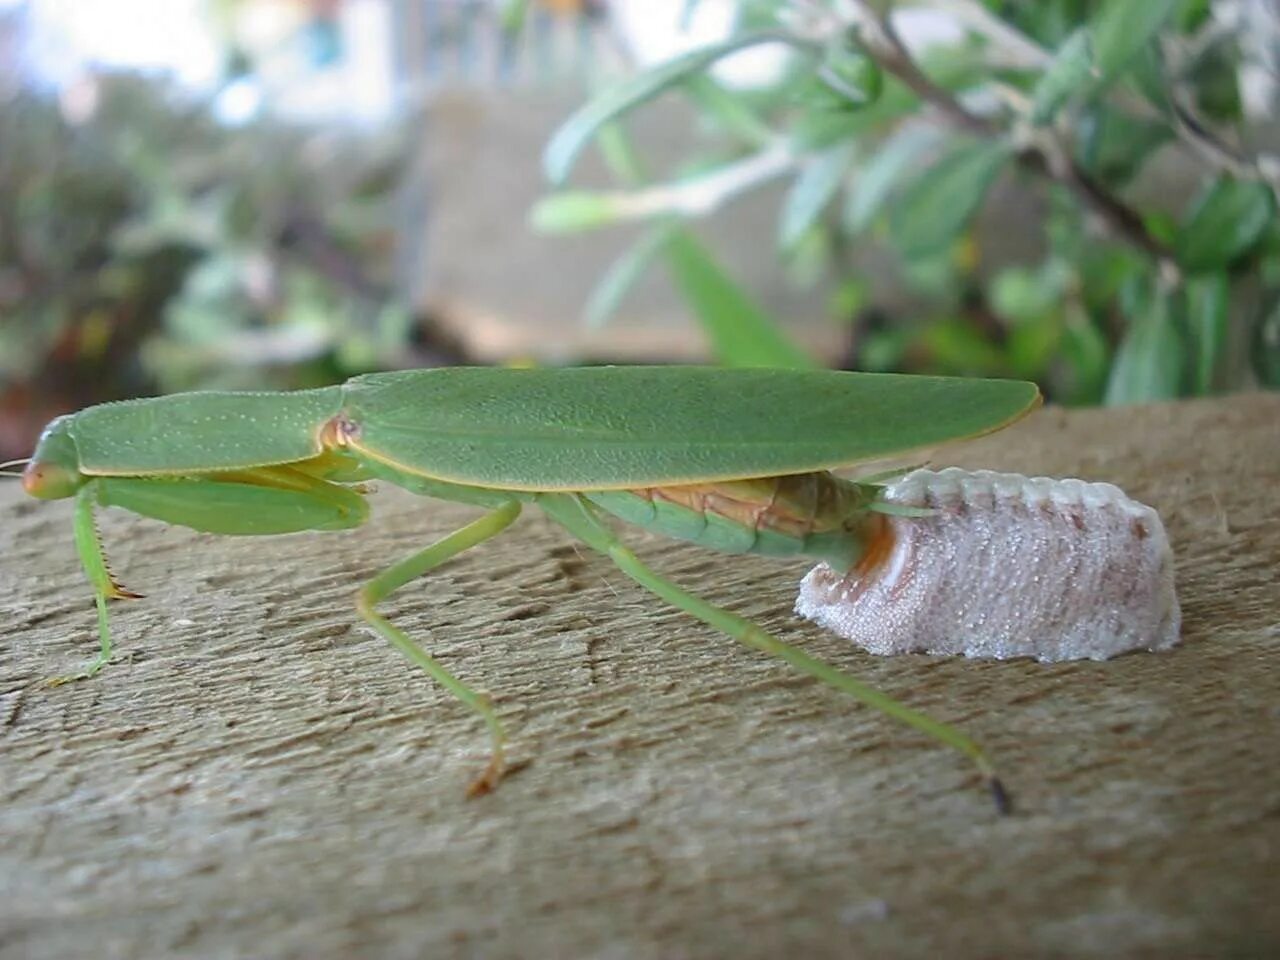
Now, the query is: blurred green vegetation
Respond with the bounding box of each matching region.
[533,0,1280,403]
[0,74,462,461]
[5,1,1278,461]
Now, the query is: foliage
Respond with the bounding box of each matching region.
[0,74,435,461]
[533,0,1280,402]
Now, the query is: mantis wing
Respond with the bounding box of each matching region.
[340,367,1040,491]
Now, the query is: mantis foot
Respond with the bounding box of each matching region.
[44,656,108,687]
[465,749,507,798]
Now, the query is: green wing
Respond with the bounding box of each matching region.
[72,387,345,475]
[340,367,1039,491]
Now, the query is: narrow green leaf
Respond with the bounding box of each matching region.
[596,122,646,186]
[533,147,796,233]
[684,76,773,149]
[1031,29,1093,125]
[843,126,940,234]
[1185,272,1228,394]
[790,76,916,152]
[544,31,802,185]
[662,231,816,368]
[1091,0,1178,83]
[1126,42,1174,113]
[818,49,883,109]
[1253,296,1280,388]
[529,192,626,233]
[1075,104,1171,185]
[582,224,673,329]
[1175,177,1276,272]
[889,141,1011,260]
[1105,292,1185,405]
[779,143,854,250]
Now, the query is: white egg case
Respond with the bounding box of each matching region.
[795,468,1180,663]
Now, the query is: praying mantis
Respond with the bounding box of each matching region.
[12,366,1039,810]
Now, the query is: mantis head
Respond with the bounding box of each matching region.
[21,416,85,500]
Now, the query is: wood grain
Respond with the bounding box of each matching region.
[2,394,1277,959]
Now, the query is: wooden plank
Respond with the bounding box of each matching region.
[1,393,1277,959]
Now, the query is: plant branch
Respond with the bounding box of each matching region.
[850,1,1173,263]
[854,9,997,137]
[1157,34,1280,198]
[923,0,1279,197]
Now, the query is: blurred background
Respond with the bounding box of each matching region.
[1,0,1278,463]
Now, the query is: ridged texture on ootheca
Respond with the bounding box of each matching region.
[795,468,1180,663]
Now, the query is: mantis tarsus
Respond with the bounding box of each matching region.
[16,366,1038,811]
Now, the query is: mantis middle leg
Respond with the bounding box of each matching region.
[356,500,522,796]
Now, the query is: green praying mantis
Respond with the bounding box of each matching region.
[10,366,1039,810]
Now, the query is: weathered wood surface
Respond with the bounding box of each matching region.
[1,393,1277,960]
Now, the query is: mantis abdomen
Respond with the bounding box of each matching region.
[585,471,886,571]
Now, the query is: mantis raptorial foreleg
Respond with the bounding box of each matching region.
[355,499,522,796]
[52,482,142,685]
[537,493,1010,813]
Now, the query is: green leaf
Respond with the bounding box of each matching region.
[1175,177,1276,272]
[1006,314,1062,380]
[1187,36,1243,122]
[543,31,803,185]
[1091,0,1178,84]
[843,126,940,234]
[683,76,773,149]
[533,147,796,233]
[1253,296,1280,388]
[1185,271,1228,394]
[529,192,628,233]
[889,141,1011,260]
[1105,291,1185,405]
[789,75,917,151]
[1076,242,1147,313]
[1144,210,1179,247]
[596,122,646,186]
[1060,306,1110,405]
[991,263,1068,324]
[918,317,1007,377]
[818,48,883,109]
[918,42,989,93]
[1126,43,1174,113]
[662,231,816,368]
[1031,28,1094,125]
[1075,105,1171,185]
[1176,0,1213,32]
[582,224,673,329]
[779,142,854,250]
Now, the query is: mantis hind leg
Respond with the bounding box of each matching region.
[355,500,522,797]
[537,493,1010,814]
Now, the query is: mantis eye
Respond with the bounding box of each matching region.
[22,460,83,500]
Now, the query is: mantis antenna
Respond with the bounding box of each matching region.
[0,458,31,477]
